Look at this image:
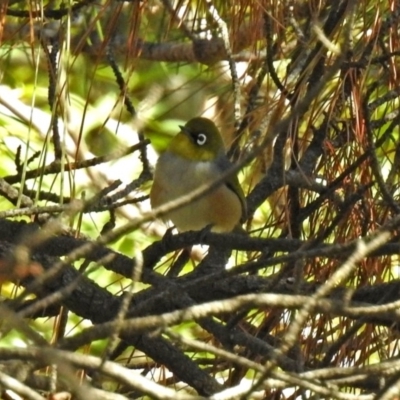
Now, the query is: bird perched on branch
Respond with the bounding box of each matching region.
[150,117,246,232]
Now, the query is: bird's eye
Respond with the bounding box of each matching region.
[196,133,207,146]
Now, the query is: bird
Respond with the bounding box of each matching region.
[150,117,247,232]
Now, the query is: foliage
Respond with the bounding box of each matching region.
[0,0,400,399]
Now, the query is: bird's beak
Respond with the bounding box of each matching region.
[179,125,190,134]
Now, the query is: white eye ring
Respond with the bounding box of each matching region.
[196,133,207,146]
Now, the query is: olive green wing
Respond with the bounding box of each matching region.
[216,155,247,223]
[225,173,247,223]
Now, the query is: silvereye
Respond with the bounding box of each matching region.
[150,117,247,232]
